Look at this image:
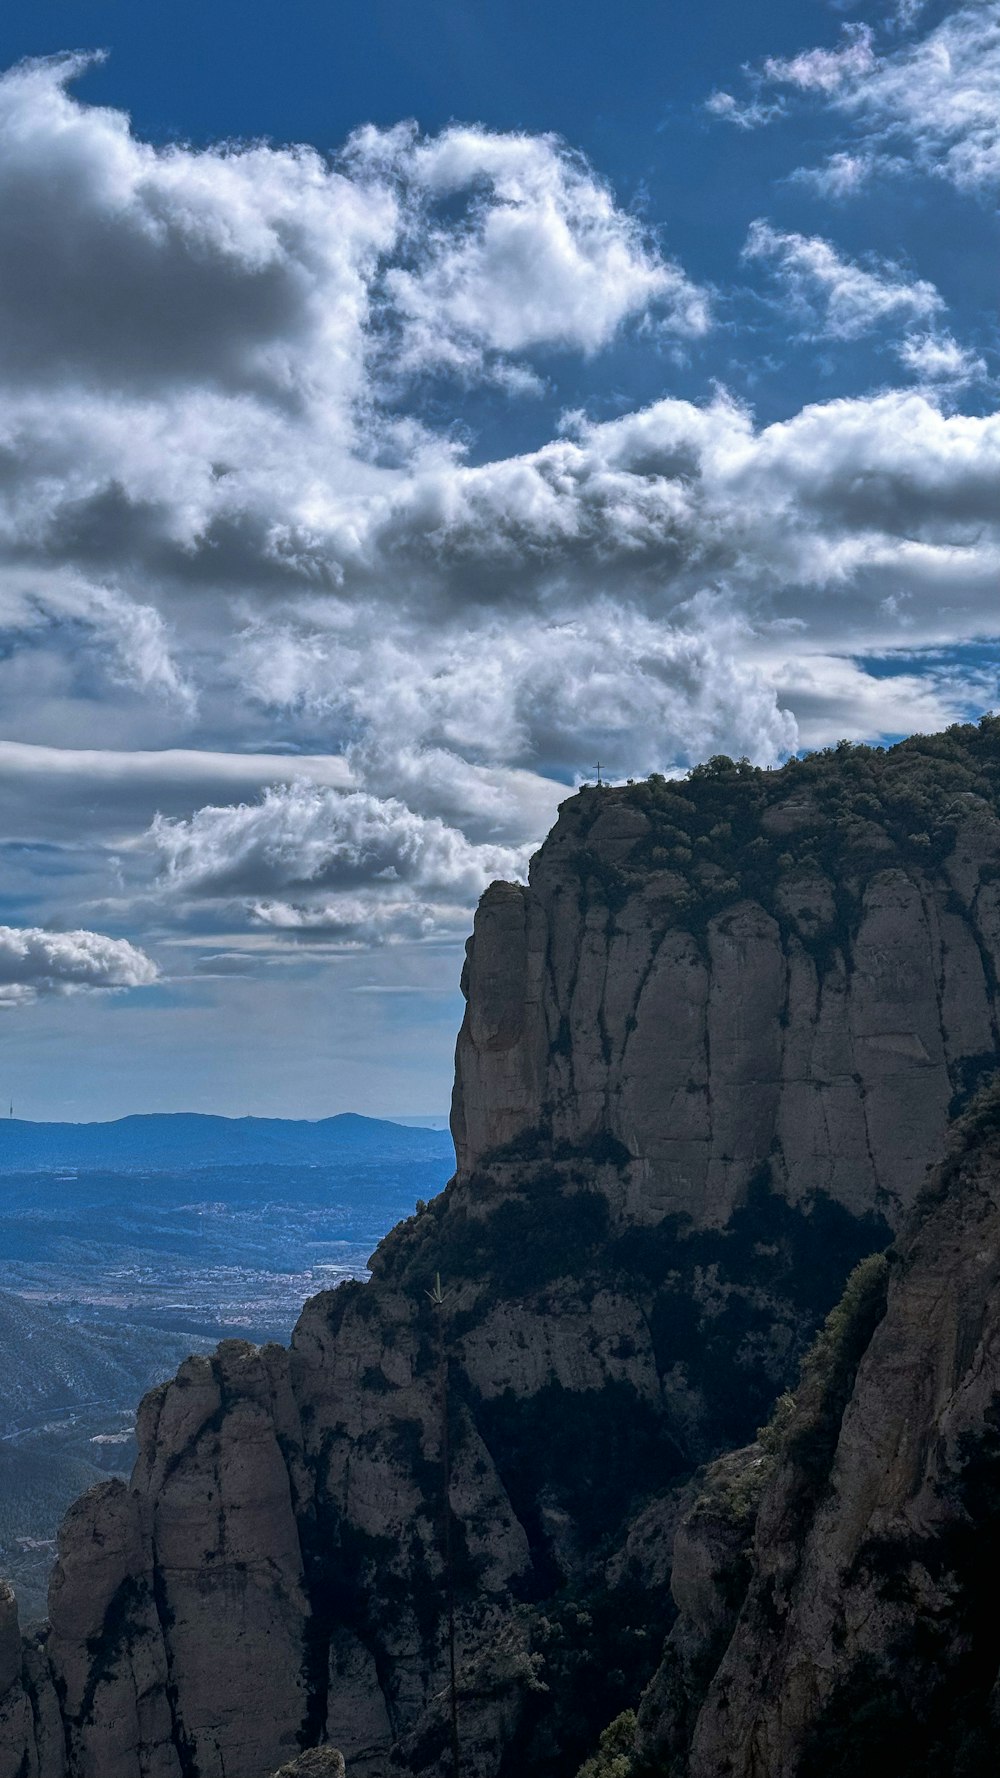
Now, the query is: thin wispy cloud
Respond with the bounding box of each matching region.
[742,220,944,338]
[788,149,905,197]
[711,2,1000,196]
[704,90,785,130]
[841,1,1000,191]
[896,332,988,385]
[762,24,878,94]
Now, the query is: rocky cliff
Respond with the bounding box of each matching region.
[454,734,1000,1229]
[633,1080,1000,1777]
[5,721,1000,1778]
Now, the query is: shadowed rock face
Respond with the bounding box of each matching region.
[638,1086,1000,1778]
[5,723,1000,1778]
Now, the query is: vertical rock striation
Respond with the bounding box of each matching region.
[453,751,1000,1231]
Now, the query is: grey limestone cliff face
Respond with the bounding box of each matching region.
[6,727,1000,1778]
[453,764,1000,1232]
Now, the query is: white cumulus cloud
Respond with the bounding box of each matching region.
[0,926,157,1005]
[0,54,703,416]
[146,784,533,942]
[350,122,709,377]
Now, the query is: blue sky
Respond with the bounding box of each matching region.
[0,0,997,1117]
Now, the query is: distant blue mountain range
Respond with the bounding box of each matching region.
[0,1112,454,1172]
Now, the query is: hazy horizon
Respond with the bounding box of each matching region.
[1,1109,451,1127]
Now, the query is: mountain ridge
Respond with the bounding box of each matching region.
[0,1112,454,1172]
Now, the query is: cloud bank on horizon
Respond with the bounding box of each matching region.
[0,3,998,1110]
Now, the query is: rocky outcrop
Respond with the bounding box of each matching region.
[453,748,1000,1231]
[636,1082,1000,1777]
[633,1445,768,1776]
[0,1582,65,1778]
[271,1750,346,1778]
[7,723,1000,1778]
